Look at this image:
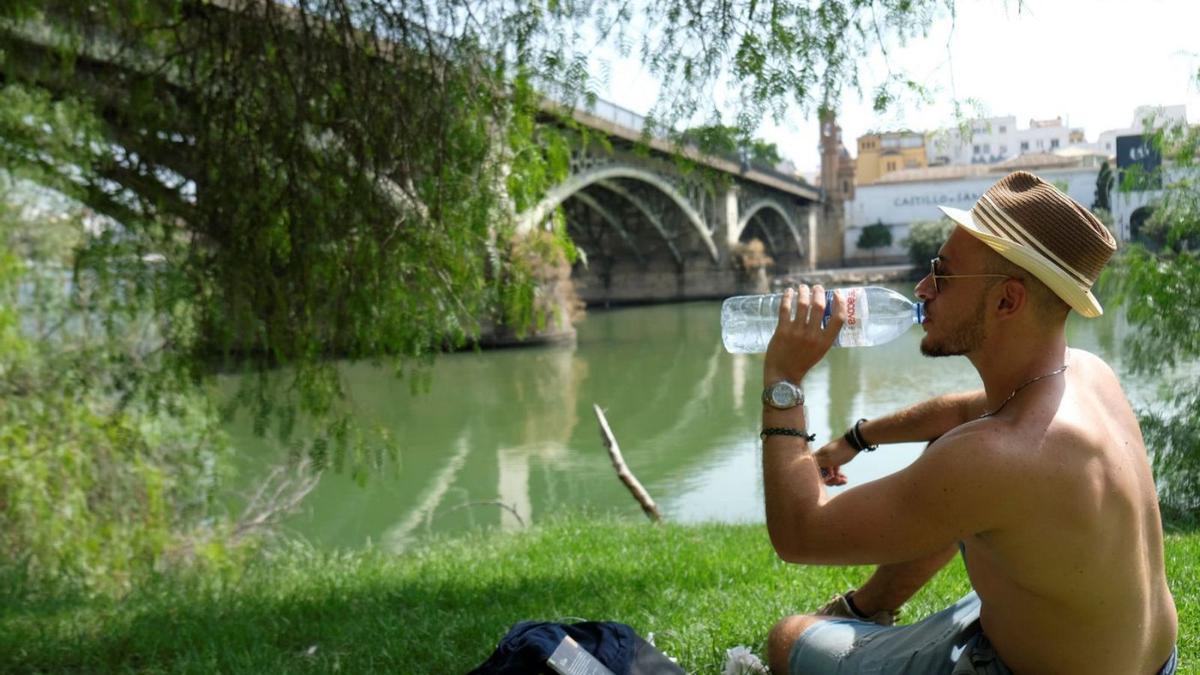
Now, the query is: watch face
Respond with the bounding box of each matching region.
[769,382,800,408]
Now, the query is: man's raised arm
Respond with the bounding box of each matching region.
[757,285,1001,566]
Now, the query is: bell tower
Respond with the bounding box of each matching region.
[817,109,848,265]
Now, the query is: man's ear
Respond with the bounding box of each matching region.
[995,279,1026,319]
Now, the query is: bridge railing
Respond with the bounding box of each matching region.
[576,97,812,187]
[534,80,817,197]
[582,97,649,136]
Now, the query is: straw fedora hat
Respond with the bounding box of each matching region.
[938,171,1117,318]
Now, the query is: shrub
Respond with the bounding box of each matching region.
[0,189,242,594]
[856,221,893,263]
[904,219,955,270]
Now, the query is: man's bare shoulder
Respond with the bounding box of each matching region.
[903,419,1029,512]
[1068,347,1123,387]
[927,416,1015,464]
[913,417,1042,510]
[1062,348,1141,438]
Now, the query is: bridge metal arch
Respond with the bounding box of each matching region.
[517,165,719,262]
[568,191,647,267]
[593,180,682,266]
[736,198,804,256]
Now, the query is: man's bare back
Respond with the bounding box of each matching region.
[944,349,1176,673]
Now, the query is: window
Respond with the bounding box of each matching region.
[1050,139,1060,149]
[1021,141,1029,151]
[999,125,1007,134]
[973,144,981,153]
[1000,145,1008,154]
[886,161,897,171]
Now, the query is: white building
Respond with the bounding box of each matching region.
[927,115,1088,166]
[844,155,1106,264]
[1095,105,1188,157]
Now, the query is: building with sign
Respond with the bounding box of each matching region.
[844,154,1106,264]
[837,104,1192,264]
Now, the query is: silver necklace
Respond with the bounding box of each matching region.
[979,364,1069,419]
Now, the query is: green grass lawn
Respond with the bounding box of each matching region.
[2,516,1196,673]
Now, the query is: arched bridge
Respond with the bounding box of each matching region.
[518,100,827,305]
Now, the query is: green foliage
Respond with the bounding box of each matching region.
[1106,96,1200,520]
[856,221,893,263]
[0,189,242,593]
[1,1,547,424]
[680,124,783,168]
[904,218,954,269]
[1094,160,1114,212]
[634,0,947,132]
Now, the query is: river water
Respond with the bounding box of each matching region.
[220,286,1177,552]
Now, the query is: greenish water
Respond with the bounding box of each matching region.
[221,288,1177,551]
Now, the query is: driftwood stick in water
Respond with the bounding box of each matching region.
[593,403,662,522]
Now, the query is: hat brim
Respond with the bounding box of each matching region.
[938,205,1103,318]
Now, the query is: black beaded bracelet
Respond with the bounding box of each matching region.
[761,427,817,442]
[843,418,878,452]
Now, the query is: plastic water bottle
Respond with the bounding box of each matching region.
[720,286,925,353]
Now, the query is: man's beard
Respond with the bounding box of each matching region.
[920,295,988,357]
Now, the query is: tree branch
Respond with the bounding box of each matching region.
[592,403,662,522]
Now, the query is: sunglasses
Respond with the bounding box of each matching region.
[928,258,1010,294]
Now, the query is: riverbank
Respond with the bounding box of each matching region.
[3,515,1196,673]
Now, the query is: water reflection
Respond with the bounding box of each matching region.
[220,291,1192,551]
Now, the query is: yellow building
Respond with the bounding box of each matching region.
[855,130,928,185]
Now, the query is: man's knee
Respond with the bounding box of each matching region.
[767,614,824,674]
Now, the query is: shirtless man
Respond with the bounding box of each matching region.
[759,171,1178,674]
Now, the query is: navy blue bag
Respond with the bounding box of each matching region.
[468,620,684,675]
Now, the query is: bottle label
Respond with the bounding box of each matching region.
[840,287,870,347]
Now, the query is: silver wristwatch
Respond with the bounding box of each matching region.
[762,380,805,409]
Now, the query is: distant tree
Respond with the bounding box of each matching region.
[857,221,893,264]
[904,218,955,274]
[1094,160,1114,212]
[682,125,783,168]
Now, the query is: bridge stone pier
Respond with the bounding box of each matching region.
[516,103,827,306]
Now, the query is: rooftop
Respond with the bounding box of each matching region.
[993,152,1079,171]
[872,164,993,184]
[868,150,1099,185]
